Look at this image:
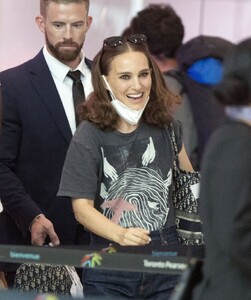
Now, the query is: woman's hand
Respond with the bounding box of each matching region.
[72,198,151,246]
[115,227,151,246]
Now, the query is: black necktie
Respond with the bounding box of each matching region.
[67,70,85,126]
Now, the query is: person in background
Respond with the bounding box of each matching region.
[123,5,234,170]
[122,4,199,169]
[192,38,251,300]
[58,33,194,299]
[176,35,234,166]
[0,0,92,287]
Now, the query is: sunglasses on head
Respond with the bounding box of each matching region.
[103,33,147,48]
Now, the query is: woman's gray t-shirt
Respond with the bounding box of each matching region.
[58,120,182,232]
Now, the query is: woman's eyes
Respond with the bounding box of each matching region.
[140,71,150,77]
[119,72,150,80]
[120,74,130,80]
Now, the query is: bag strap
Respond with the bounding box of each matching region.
[168,123,178,156]
[167,123,182,175]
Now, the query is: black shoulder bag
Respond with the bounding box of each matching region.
[169,124,204,246]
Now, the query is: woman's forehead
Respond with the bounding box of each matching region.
[109,51,149,72]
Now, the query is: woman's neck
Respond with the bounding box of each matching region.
[116,119,138,133]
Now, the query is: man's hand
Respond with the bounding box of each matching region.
[30,214,60,246]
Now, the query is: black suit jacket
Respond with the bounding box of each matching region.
[192,118,251,300]
[0,50,91,251]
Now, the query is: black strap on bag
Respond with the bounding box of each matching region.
[168,123,203,246]
[167,123,204,300]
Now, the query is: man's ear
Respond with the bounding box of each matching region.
[35,15,45,33]
[86,16,93,31]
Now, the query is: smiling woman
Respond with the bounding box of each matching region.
[57,33,195,299]
[102,50,151,131]
[78,33,176,132]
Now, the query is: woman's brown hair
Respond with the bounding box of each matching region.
[79,35,178,130]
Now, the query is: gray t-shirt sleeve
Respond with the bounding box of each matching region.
[58,122,101,200]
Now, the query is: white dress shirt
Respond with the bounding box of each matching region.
[43,46,93,134]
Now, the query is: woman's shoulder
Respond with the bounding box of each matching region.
[73,121,103,144]
[77,120,104,135]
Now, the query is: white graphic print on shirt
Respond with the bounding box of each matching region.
[100,136,172,232]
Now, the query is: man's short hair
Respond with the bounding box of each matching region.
[40,0,90,17]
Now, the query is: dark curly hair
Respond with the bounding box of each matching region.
[122,4,184,59]
[214,38,251,106]
[78,36,178,130]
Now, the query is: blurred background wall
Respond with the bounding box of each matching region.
[1,0,251,71]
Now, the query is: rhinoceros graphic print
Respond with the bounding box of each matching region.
[100,136,172,232]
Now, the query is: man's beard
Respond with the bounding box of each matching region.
[45,34,83,63]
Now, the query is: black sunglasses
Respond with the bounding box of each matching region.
[103,34,147,48]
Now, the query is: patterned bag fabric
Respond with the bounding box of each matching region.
[169,124,204,246]
[14,263,83,298]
